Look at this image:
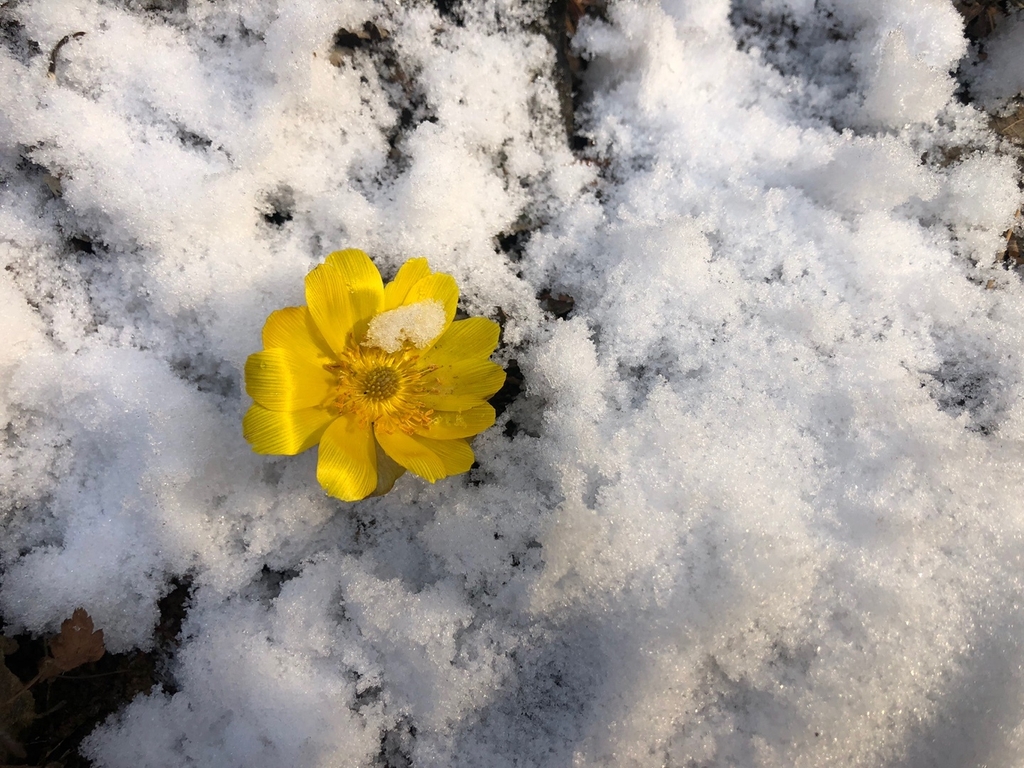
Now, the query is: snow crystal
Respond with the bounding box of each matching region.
[364,300,447,352]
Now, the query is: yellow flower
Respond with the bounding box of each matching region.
[243,249,506,501]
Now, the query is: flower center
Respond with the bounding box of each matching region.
[331,343,437,434]
[362,366,400,401]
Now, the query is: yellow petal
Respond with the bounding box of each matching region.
[375,430,474,483]
[245,348,333,411]
[305,258,384,354]
[422,360,506,411]
[243,404,334,455]
[369,439,406,497]
[404,273,458,329]
[324,249,384,327]
[262,306,333,362]
[416,404,495,439]
[383,257,432,311]
[317,413,377,501]
[305,263,357,356]
[325,248,373,269]
[421,318,500,365]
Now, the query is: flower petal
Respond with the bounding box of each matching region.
[421,318,500,365]
[375,430,474,482]
[405,273,458,329]
[422,360,506,411]
[262,306,333,362]
[383,257,432,311]
[324,249,385,326]
[317,414,378,501]
[305,263,357,356]
[369,439,406,496]
[305,257,384,354]
[243,404,334,455]
[245,348,333,411]
[416,404,495,439]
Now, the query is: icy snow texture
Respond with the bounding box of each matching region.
[965,10,1024,108]
[364,300,447,352]
[1,0,1023,766]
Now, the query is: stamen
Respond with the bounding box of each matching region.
[363,367,400,401]
[332,341,436,433]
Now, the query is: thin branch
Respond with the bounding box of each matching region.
[47,31,85,79]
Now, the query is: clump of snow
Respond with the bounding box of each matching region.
[964,12,1024,107]
[860,27,959,129]
[364,300,447,352]
[2,0,1024,766]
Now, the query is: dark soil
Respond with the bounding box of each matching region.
[0,581,191,767]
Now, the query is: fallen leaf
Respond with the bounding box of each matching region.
[956,1,1004,38]
[0,650,33,761]
[40,608,105,681]
[992,105,1024,144]
[567,0,590,34]
[1005,231,1023,268]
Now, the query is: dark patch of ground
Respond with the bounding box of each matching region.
[0,580,191,767]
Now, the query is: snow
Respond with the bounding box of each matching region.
[364,300,447,352]
[1,0,1023,766]
[966,13,1024,108]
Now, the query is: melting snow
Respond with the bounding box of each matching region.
[364,300,447,352]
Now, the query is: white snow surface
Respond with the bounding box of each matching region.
[1,0,1024,766]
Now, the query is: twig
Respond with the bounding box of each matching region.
[57,668,128,680]
[35,699,67,718]
[47,31,85,79]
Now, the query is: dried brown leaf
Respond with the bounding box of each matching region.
[1006,231,1023,267]
[956,1,984,23]
[0,660,33,760]
[42,173,62,197]
[567,0,590,33]
[956,1,1005,37]
[992,106,1024,144]
[41,608,105,681]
